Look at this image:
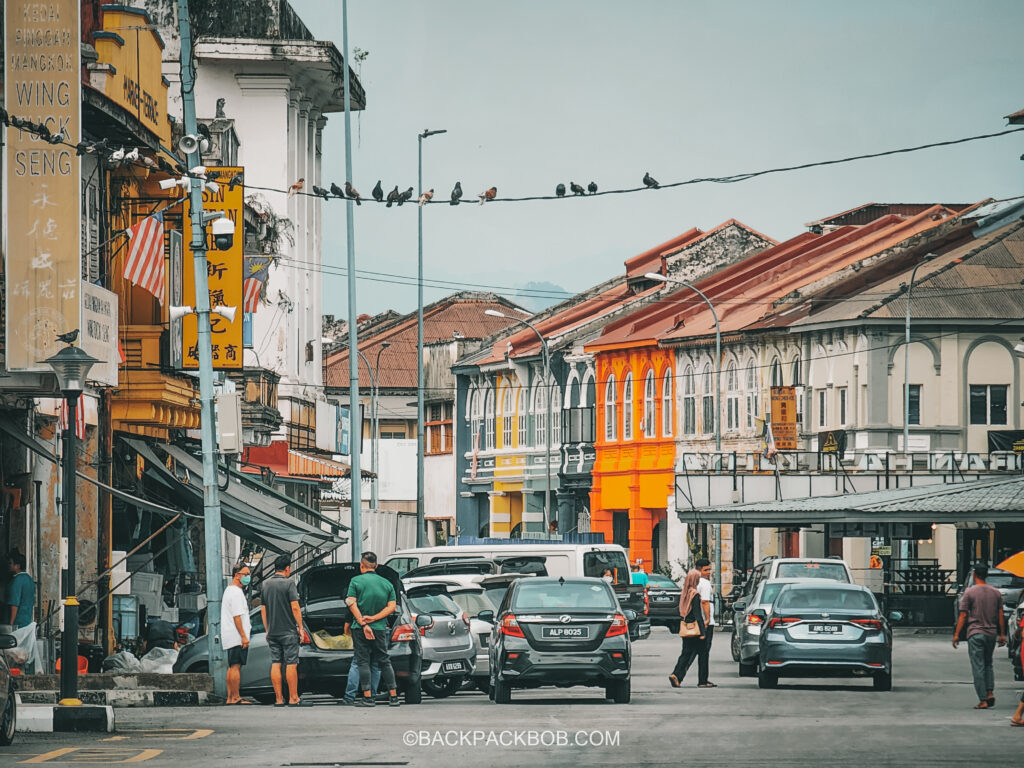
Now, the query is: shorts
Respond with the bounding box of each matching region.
[268,632,300,665]
[227,646,249,667]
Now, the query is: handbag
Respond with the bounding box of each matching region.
[678,620,701,638]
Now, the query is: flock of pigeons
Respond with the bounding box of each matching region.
[291,172,662,207]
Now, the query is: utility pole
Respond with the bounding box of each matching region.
[176,0,226,699]
[341,0,363,555]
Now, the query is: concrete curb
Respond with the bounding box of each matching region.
[16,697,114,733]
[19,690,213,707]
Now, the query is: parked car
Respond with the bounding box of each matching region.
[953,566,1024,624]
[174,563,425,704]
[737,557,853,607]
[756,582,894,691]
[405,585,477,698]
[385,543,632,581]
[646,573,682,633]
[730,578,817,675]
[483,576,634,704]
[1008,602,1023,682]
[0,633,18,746]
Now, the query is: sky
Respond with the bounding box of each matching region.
[289,0,1024,319]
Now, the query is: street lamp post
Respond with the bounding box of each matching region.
[44,344,100,706]
[485,310,552,533]
[645,272,721,611]
[417,128,446,547]
[357,342,390,509]
[904,254,935,457]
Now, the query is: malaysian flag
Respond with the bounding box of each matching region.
[123,210,166,303]
[243,256,271,312]
[58,395,86,440]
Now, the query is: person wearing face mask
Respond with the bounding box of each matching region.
[222,562,253,704]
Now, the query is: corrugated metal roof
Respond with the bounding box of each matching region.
[805,203,973,231]
[1006,107,1024,124]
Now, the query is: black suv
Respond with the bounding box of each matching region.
[482,577,633,704]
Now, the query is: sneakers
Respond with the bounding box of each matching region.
[389,695,401,707]
[353,696,376,707]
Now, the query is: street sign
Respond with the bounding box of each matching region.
[770,386,798,451]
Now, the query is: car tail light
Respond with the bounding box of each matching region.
[768,617,800,629]
[643,589,650,615]
[392,623,417,642]
[500,614,525,638]
[746,613,764,625]
[606,613,629,638]
[852,619,882,630]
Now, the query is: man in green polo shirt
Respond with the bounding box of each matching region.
[346,551,400,707]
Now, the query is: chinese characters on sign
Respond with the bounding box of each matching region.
[770,386,798,451]
[4,0,81,370]
[81,283,119,386]
[182,167,243,369]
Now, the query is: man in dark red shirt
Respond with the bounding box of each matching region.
[953,564,1006,710]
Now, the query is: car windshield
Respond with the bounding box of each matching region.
[776,588,876,612]
[511,581,617,611]
[986,572,1024,589]
[776,562,849,581]
[449,590,494,617]
[409,593,460,616]
[583,551,630,584]
[647,575,679,589]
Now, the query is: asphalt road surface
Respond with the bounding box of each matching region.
[8,628,1023,767]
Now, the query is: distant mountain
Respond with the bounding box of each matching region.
[512,281,570,313]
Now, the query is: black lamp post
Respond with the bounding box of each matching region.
[43,344,99,706]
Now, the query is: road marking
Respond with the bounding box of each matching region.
[20,747,164,763]
[101,728,213,741]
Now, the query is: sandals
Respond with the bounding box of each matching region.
[1010,720,1024,727]
[668,675,680,688]
[974,702,991,709]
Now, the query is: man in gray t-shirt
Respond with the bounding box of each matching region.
[259,554,309,706]
[953,564,1006,709]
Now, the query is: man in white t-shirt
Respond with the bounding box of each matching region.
[695,558,716,688]
[221,563,253,704]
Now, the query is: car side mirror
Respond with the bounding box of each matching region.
[415,614,434,628]
[887,610,904,623]
[733,600,747,612]
[477,610,495,625]
[622,609,638,622]
[0,634,16,650]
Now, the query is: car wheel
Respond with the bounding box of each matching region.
[738,660,757,678]
[403,682,423,705]
[493,677,511,704]
[0,687,16,746]
[423,676,463,699]
[757,669,778,689]
[872,671,892,692]
[605,679,630,704]
[730,631,741,662]
[188,663,209,674]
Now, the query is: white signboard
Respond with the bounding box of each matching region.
[82,283,118,386]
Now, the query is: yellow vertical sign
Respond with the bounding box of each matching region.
[182,167,243,369]
[770,386,798,451]
[4,0,81,370]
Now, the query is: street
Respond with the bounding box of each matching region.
[8,628,1023,766]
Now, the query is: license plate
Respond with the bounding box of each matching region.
[809,624,841,634]
[541,626,589,639]
[655,596,675,602]
[442,660,466,673]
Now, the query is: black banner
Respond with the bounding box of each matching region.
[987,430,1024,453]
[817,429,848,458]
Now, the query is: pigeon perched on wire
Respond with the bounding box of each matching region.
[386,186,400,207]
[330,182,345,198]
[397,187,414,206]
[226,173,243,190]
[56,329,79,345]
[312,185,330,199]
[643,171,659,189]
[46,132,64,145]
[555,183,566,197]
[345,182,362,205]
[478,187,497,205]
[570,182,586,196]
[287,178,305,197]
[372,180,384,202]
[418,189,434,207]
[588,181,598,195]
[450,182,463,205]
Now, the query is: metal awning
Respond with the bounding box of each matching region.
[125,439,345,554]
[678,475,1024,525]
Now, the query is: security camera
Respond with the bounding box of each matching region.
[211,216,235,250]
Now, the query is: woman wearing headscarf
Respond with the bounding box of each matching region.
[669,568,706,688]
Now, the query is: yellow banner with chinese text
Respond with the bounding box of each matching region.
[770,386,798,451]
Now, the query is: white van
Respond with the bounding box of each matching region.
[384,543,631,583]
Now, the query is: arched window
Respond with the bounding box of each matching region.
[484,388,495,450]
[726,361,739,431]
[791,356,802,387]
[516,388,527,446]
[745,359,759,429]
[770,357,782,387]
[643,370,657,438]
[551,385,561,442]
[662,370,674,437]
[683,366,696,434]
[470,388,482,448]
[501,385,514,448]
[533,382,547,447]
[623,373,634,440]
[604,374,617,441]
[701,364,714,435]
